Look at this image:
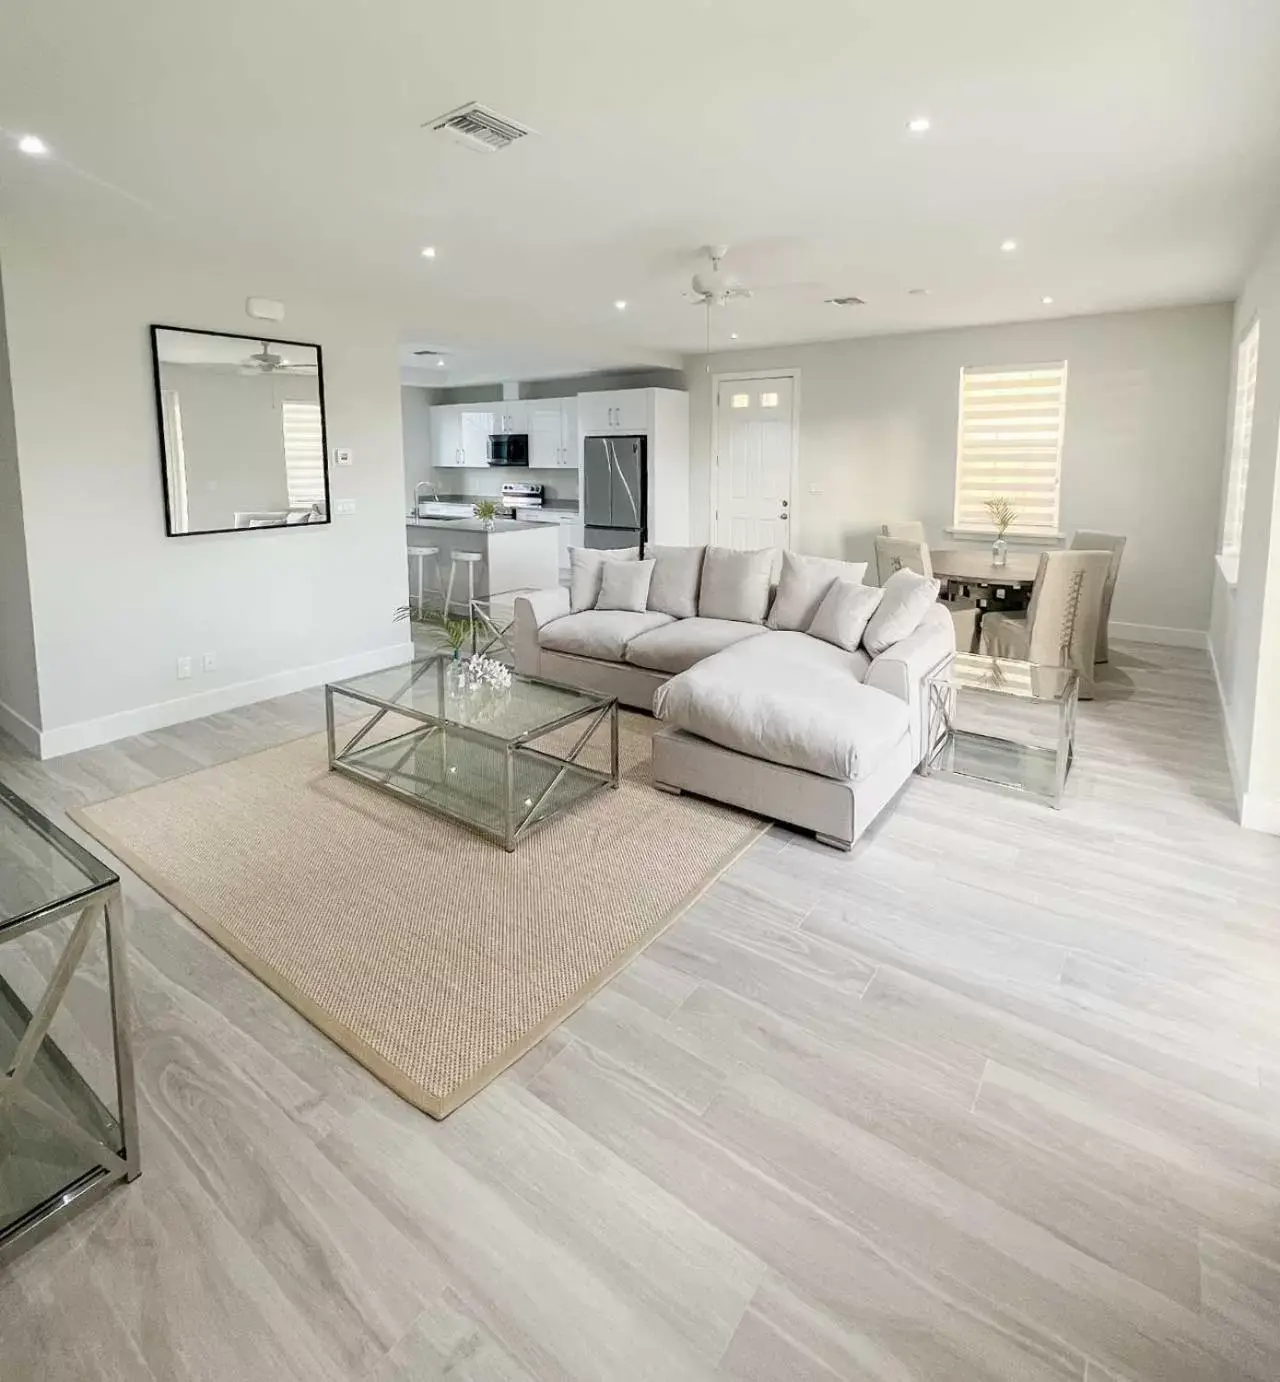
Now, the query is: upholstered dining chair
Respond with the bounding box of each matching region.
[980,550,1113,698]
[874,536,933,586]
[1070,531,1126,663]
[881,520,927,543]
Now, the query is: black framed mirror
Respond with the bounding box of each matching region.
[150,324,331,536]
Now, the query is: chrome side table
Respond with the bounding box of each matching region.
[0,782,139,1266]
[923,653,1078,807]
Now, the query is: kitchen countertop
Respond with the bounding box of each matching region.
[406,517,556,534]
[417,495,580,514]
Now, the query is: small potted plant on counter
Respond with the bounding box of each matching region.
[473,498,500,532]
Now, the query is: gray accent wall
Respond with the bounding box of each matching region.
[686,302,1232,642]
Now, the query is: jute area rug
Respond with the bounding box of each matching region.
[71,712,764,1118]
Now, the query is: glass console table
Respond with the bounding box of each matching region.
[923,653,1078,807]
[0,782,140,1265]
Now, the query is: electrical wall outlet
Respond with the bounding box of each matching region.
[334,448,353,467]
[202,653,217,673]
[176,656,193,680]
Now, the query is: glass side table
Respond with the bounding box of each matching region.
[0,782,139,1266]
[923,654,1078,807]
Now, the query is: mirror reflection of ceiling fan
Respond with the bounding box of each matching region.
[239,341,315,376]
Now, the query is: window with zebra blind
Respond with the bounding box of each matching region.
[281,400,327,509]
[1220,318,1259,570]
[953,362,1069,534]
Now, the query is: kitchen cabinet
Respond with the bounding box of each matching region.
[491,401,527,434]
[527,398,577,468]
[577,389,649,434]
[524,511,583,573]
[429,404,465,468]
[460,408,496,467]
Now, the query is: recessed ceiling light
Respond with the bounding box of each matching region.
[436,358,446,368]
[1041,295,1054,305]
[1000,239,1018,253]
[17,134,49,157]
[614,299,627,311]
[907,117,931,134]
[730,332,739,340]
[420,246,437,259]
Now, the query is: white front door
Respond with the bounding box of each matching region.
[714,377,795,548]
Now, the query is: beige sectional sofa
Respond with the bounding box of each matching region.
[511,545,955,849]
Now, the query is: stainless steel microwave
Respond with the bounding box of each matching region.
[487,433,529,466]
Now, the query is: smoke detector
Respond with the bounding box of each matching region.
[425,102,534,153]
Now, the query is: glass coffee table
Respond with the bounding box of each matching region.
[923,653,1078,806]
[326,656,619,850]
[0,782,140,1266]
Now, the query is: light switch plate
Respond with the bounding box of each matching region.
[335,498,356,515]
[334,448,353,467]
[808,483,823,494]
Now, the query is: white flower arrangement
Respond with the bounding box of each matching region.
[461,654,512,691]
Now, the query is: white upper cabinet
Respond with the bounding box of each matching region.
[460,408,496,467]
[527,399,575,467]
[429,404,465,467]
[578,389,649,434]
[492,400,527,434]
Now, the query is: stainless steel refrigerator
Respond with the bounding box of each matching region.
[583,435,647,550]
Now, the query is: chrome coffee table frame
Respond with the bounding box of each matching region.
[0,782,140,1267]
[326,657,619,852]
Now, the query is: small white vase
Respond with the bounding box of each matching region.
[991,535,1008,568]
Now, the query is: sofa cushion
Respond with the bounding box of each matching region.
[698,546,775,623]
[646,545,705,619]
[767,551,869,631]
[653,632,903,782]
[540,609,674,662]
[808,578,884,652]
[597,558,655,612]
[863,567,941,656]
[624,617,769,675]
[568,546,641,611]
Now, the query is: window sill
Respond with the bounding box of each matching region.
[944,527,1065,546]
[1216,552,1240,590]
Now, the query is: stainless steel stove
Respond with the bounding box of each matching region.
[500,481,544,513]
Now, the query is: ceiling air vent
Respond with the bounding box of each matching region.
[824,296,866,307]
[426,102,534,154]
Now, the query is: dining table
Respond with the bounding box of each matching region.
[930,548,1044,652]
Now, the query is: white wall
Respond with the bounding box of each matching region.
[687,303,1233,641]
[1209,218,1280,827]
[400,384,435,510]
[0,225,412,756]
[0,258,41,747]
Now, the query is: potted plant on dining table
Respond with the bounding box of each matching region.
[985,496,1018,569]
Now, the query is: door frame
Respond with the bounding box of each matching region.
[709,368,802,549]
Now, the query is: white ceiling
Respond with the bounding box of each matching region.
[4,0,1280,385]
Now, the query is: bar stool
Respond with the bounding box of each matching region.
[444,551,483,622]
[407,546,441,617]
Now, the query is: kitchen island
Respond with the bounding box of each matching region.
[405,517,560,614]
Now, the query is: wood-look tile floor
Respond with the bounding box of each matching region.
[2,641,1280,1380]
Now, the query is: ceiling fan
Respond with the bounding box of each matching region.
[686,245,753,307]
[239,341,313,375]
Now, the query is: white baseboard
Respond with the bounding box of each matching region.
[0,698,42,756]
[1241,793,1280,834]
[1109,622,1208,650]
[37,641,414,760]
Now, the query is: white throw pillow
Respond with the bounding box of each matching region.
[568,546,641,611]
[862,567,941,656]
[807,578,884,652]
[698,546,775,624]
[596,559,656,612]
[646,545,705,618]
[767,551,869,631]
